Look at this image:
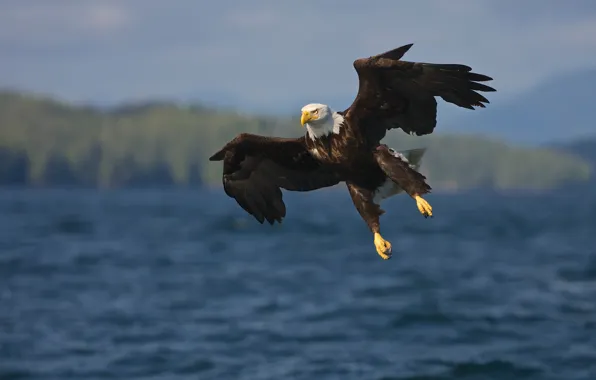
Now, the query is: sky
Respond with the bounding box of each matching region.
[2,0,596,116]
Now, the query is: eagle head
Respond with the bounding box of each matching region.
[300,103,331,127]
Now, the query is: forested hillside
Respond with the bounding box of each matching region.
[551,137,596,185]
[0,91,591,190]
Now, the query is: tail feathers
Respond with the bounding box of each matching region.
[399,148,426,170]
[374,145,431,196]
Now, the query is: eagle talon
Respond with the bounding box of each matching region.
[414,194,433,218]
[374,232,392,260]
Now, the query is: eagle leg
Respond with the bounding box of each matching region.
[346,182,392,260]
[373,145,433,219]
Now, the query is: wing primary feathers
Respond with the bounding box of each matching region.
[209,148,226,161]
[466,72,494,83]
[424,63,473,71]
[468,82,496,92]
[374,43,414,60]
[344,43,496,141]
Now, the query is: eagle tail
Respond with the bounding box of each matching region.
[373,145,431,196]
[400,148,425,170]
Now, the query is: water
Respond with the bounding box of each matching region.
[1,188,595,380]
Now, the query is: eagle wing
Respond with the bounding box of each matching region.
[342,43,496,144]
[209,133,341,224]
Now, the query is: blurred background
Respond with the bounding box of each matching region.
[1,1,596,379]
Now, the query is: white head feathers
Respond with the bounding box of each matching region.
[300,103,344,140]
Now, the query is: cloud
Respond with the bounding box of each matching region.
[0,0,595,115]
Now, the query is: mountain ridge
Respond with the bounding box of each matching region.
[444,68,596,145]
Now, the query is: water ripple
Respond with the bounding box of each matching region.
[1,189,595,379]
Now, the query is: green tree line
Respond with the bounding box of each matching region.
[0,91,591,190]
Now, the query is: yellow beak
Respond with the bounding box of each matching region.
[300,111,311,126]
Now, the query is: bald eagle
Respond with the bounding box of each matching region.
[209,43,495,260]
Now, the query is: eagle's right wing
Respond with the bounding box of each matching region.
[343,43,496,144]
[209,133,341,224]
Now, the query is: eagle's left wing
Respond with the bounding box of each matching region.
[342,43,496,145]
[209,133,341,224]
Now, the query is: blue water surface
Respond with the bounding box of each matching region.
[1,188,595,380]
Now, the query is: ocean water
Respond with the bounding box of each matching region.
[1,188,595,380]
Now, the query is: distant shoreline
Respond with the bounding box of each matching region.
[0,90,592,191]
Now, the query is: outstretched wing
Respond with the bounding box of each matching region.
[343,43,496,144]
[209,133,341,224]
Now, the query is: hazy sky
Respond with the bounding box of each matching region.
[2,0,596,114]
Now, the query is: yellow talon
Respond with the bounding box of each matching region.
[374,232,392,260]
[414,194,433,218]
